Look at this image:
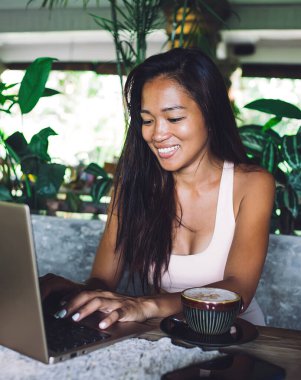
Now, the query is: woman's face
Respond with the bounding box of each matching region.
[141,76,209,174]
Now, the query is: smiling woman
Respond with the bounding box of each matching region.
[141,77,209,172]
[41,48,275,332]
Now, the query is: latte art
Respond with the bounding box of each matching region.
[183,287,239,303]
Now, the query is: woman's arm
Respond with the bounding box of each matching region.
[88,209,123,291]
[208,169,275,310]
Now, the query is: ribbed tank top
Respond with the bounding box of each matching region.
[161,161,236,293]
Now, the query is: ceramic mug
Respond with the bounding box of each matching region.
[181,287,242,335]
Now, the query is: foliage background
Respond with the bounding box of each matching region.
[0,70,125,167]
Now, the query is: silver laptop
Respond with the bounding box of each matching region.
[0,201,151,364]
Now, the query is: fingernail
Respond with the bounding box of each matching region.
[54,309,67,319]
[72,313,80,321]
[99,321,107,329]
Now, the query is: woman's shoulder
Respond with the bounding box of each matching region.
[234,163,275,197]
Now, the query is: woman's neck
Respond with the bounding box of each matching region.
[173,154,223,190]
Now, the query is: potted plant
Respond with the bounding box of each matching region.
[161,0,231,54]
[0,57,66,211]
[239,98,301,234]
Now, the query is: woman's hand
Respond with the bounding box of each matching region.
[53,289,155,329]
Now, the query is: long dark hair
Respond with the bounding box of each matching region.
[112,48,248,292]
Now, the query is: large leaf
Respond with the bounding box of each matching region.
[244,99,301,120]
[288,169,301,196]
[42,88,61,97]
[18,57,57,114]
[21,156,41,176]
[239,125,266,155]
[275,185,299,219]
[29,127,57,162]
[36,163,66,197]
[0,185,13,201]
[91,177,113,204]
[239,124,281,156]
[84,163,109,178]
[5,132,28,158]
[282,185,299,219]
[282,134,301,170]
[261,140,280,174]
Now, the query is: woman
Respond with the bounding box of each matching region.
[47,48,275,329]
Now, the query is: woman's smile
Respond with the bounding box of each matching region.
[157,144,180,159]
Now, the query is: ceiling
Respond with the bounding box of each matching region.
[0,1,300,69]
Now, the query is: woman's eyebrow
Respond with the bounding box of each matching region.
[140,106,186,114]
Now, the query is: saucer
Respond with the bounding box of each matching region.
[160,314,258,349]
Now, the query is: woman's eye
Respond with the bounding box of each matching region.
[168,117,184,123]
[142,120,153,126]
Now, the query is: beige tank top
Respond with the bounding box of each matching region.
[160,161,235,293]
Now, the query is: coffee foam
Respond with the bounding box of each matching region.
[183,287,239,302]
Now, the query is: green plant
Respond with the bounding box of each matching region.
[28,0,163,97]
[162,0,231,55]
[0,57,66,210]
[239,98,301,234]
[91,0,163,103]
[84,162,113,204]
[62,162,112,214]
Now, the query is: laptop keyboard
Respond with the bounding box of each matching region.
[44,314,110,353]
[42,293,110,353]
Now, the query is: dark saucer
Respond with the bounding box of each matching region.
[160,314,258,349]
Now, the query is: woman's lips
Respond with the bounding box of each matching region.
[157,144,180,159]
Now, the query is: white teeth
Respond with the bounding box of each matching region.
[158,145,179,154]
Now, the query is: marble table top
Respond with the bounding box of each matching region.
[0,337,220,380]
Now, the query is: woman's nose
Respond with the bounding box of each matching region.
[152,120,171,142]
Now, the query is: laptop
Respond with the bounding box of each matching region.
[0,201,152,364]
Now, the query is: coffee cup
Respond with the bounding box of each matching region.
[181,287,242,335]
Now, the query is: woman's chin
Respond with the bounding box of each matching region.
[158,160,181,172]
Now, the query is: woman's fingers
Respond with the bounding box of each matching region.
[54,290,120,320]
[98,308,123,329]
[53,289,147,330]
[71,296,121,322]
